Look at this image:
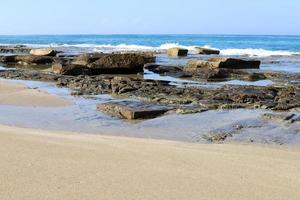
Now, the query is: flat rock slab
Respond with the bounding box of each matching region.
[194,47,220,55]
[186,58,261,70]
[97,101,172,120]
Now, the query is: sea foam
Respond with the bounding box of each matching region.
[1,42,299,57]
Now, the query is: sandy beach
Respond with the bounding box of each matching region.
[0,81,71,107]
[0,124,300,200]
[0,73,300,200]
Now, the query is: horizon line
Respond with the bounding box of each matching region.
[0,33,300,37]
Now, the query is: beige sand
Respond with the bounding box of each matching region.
[0,124,299,200]
[0,81,71,107]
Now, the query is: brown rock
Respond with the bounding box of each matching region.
[97,101,171,120]
[52,62,91,75]
[186,60,220,69]
[15,55,54,65]
[72,53,104,66]
[89,53,154,73]
[167,48,188,57]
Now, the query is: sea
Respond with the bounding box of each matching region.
[1,34,300,73]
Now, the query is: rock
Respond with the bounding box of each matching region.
[72,53,104,66]
[208,58,261,69]
[30,48,57,56]
[88,53,154,74]
[0,45,31,54]
[184,64,231,80]
[167,48,188,57]
[262,113,299,123]
[15,55,54,65]
[202,131,233,143]
[52,62,91,75]
[0,55,54,65]
[186,60,220,69]
[194,47,220,55]
[144,64,183,74]
[0,55,17,63]
[1,63,299,114]
[53,52,155,75]
[97,101,172,120]
[113,51,156,62]
[186,58,260,70]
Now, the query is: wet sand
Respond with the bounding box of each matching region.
[0,81,71,107]
[0,124,300,200]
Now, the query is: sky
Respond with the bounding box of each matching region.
[0,0,299,35]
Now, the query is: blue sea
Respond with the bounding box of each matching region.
[1,34,300,72]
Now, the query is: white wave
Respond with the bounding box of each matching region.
[1,43,299,57]
[220,48,299,57]
[58,43,199,52]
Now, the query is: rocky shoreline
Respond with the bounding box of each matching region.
[1,45,300,120]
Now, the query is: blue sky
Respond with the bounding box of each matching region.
[0,0,299,35]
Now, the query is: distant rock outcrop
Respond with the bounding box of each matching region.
[194,47,220,55]
[167,47,188,57]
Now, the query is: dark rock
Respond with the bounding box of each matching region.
[186,58,261,70]
[208,58,261,69]
[194,47,220,55]
[0,55,17,63]
[0,55,54,65]
[0,65,299,114]
[144,64,183,75]
[97,101,172,120]
[0,45,31,54]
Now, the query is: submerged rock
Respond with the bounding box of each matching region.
[30,48,57,56]
[194,47,220,55]
[262,113,300,123]
[97,101,172,120]
[203,131,233,143]
[167,48,188,57]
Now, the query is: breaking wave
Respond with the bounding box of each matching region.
[220,48,300,57]
[1,43,299,57]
